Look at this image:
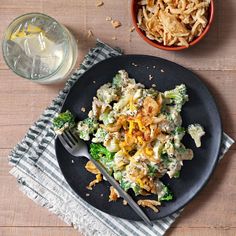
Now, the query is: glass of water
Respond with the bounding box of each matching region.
[2,13,78,84]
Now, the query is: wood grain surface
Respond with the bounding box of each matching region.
[0,0,235,236]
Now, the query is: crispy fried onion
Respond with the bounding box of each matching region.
[85,161,102,190]
[109,186,120,201]
[85,160,100,175]
[137,0,210,47]
[86,173,103,190]
[101,95,164,160]
[137,199,161,212]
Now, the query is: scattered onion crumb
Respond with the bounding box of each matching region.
[106,16,112,21]
[123,200,128,205]
[87,29,93,38]
[71,159,75,164]
[93,80,96,84]
[100,194,104,197]
[81,107,86,112]
[130,26,135,32]
[153,65,156,69]
[149,75,153,81]
[86,193,90,197]
[111,20,121,28]
[152,84,156,88]
[131,62,138,67]
[147,66,149,69]
[96,0,104,7]
[161,69,165,73]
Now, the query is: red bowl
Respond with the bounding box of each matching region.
[131,0,214,51]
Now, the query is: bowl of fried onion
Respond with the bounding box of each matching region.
[131,0,214,51]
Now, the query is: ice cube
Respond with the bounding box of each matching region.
[13,53,33,77]
[51,42,65,66]
[4,40,32,78]
[5,40,23,58]
[30,17,46,29]
[31,55,58,79]
[31,55,41,79]
[23,33,46,57]
[44,22,64,43]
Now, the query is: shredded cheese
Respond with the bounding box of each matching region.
[129,96,136,111]
[128,120,135,134]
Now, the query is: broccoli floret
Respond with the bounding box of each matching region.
[99,110,115,125]
[163,140,175,157]
[113,171,123,181]
[120,179,131,192]
[173,126,185,148]
[92,128,108,143]
[176,145,188,154]
[101,159,114,175]
[97,83,118,104]
[174,171,180,178]
[159,185,174,201]
[53,110,75,134]
[90,143,115,174]
[161,152,171,166]
[164,84,188,112]
[147,164,158,177]
[77,118,98,141]
[112,73,123,88]
[188,124,205,148]
[83,118,98,132]
[112,70,133,89]
[143,88,159,98]
[120,179,141,196]
[166,108,182,126]
[174,127,185,136]
[90,143,114,161]
[131,183,141,196]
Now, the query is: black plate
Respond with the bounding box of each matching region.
[55,55,222,221]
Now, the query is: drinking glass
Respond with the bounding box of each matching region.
[2,13,78,84]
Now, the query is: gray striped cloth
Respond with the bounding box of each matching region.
[9,40,235,236]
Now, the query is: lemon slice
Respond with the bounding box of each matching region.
[10,24,44,40]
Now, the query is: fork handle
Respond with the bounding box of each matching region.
[86,154,153,226]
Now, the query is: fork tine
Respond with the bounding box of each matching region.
[68,130,79,142]
[58,135,71,151]
[60,132,73,149]
[64,131,76,145]
[67,130,79,144]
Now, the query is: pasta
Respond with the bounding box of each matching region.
[70,70,205,212]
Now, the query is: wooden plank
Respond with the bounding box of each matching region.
[0,125,32,149]
[170,151,236,228]
[1,149,235,228]
[0,0,236,70]
[166,227,236,236]
[1,226,235,236]
[0,94,58,125]
[0,226,235,236]
[0,150,68,227]
[195,70,236,147]
[0,227,82,236]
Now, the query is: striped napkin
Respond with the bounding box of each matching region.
[9,40,234,236]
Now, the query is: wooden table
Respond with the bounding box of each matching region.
[0,1,235,235]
